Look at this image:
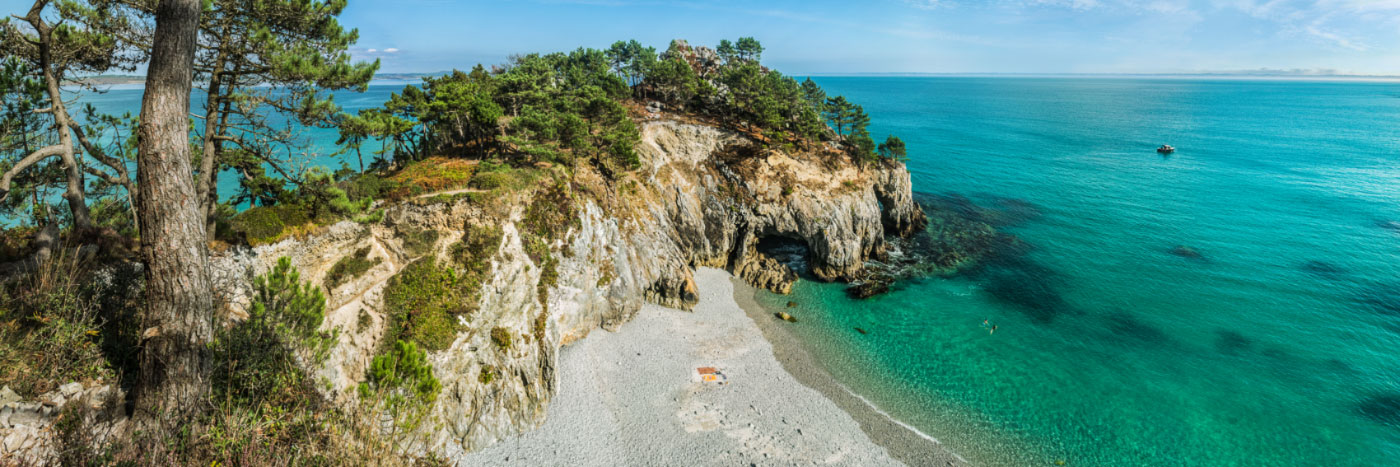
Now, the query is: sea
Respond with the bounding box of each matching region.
[76,76,1400,466]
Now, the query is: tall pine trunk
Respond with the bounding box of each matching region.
[134,0,212,426]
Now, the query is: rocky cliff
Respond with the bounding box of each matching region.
[208,119,925,455]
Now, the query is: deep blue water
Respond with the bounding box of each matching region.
[754,77,1400,466]
[72,77,1400,465]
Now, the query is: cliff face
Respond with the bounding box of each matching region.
[209,120,925,454]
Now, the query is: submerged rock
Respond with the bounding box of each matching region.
[1169,245,1204,259]
[846,278,891,299]
[775,311,798,323]
[1301,260,1347,278]
[1375,220,1400,232]
[1359,394,1400,427]
[1215,330,1252,355]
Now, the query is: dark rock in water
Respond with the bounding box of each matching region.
[989,197,1044,226]
[786,301,797,308]
[854,327,868,335]
[846,279,891,299]
[977,258,1071,324]
[774,312,797,323]
[1214,330,1252,355]
[1359,394,1400,427]
[1301,260,1347,278]
[1375,220,1400,232]
[1106,312,1170,344]
[1169,245,1204,259]
[1357,283,1400,317]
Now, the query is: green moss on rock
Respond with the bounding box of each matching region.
[324,247,381,290]
[478,364,497,385]
[228,205,311,246]
[399,228,439,258]
[381,258,463,352]
[490,327,511,350]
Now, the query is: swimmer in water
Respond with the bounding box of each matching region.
[990,325,998,335]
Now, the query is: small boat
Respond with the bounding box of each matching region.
[1156,144,1175,154]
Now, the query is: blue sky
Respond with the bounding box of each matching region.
[338,0,1400,75]
[6,0,1400,75]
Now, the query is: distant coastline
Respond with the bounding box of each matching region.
[73,72,447,87]
[801,72,1400,82]
[75,71,1400,88]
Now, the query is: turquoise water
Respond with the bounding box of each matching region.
[73,78,1400,465]
[755,77,1400,466]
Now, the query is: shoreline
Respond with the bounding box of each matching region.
[452,268,906,465]
[730,276,971,467]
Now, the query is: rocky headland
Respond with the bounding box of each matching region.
[201,119,926,456]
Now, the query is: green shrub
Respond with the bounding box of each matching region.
[0,252,109,397]
[467,160,539,192]
[362,340,440,405]
[521,179,578,243]
[476,363,498,385]
[325,247,381,290]
[533,312,548,341]
[297,167,370,221]
[490,327,511,350]
[343,172,401,201]
[399,228,439,258]
[353,208,385,224]
[229,204,311,246]
[212,257,331,410]
[468,171,513,190]
[381,258,463,352]
[249,257,335,361]
[450,223,502,275]
[477,364,497,385]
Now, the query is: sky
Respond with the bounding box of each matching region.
[7,0,1400,75]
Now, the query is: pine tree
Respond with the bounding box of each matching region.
[192,0,379,240]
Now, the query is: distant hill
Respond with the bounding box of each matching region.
[74,72,448,87]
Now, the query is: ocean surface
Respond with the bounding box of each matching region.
[754,77,1400,466]
[74,77,1400,466]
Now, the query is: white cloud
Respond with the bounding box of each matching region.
[384,48,400,53]
[367,48,378,53]
[1305,24,1367,50]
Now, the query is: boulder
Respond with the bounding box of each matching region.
[775,312,797,323]
[0,386,18,407]
[1169,245,1203,259]
[733,251,797,294]
[58,382,83,399]
[846,279,891,299]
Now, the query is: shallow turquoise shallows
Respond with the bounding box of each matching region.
[75,77,1400,466]
[754,77,1400,466]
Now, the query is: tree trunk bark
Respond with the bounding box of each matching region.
[133,0,212,428]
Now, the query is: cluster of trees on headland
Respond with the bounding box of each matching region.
[0,0,908,461]
[335,36,908,176]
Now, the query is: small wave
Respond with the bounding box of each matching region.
[832,381,971,464]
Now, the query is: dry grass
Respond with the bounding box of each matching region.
[0,250,112,397]
[386,157,479,198]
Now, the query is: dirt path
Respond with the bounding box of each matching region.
[415,186,486,199]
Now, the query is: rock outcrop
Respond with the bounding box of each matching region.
[206,120,926,456]
[0,383,122,462]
